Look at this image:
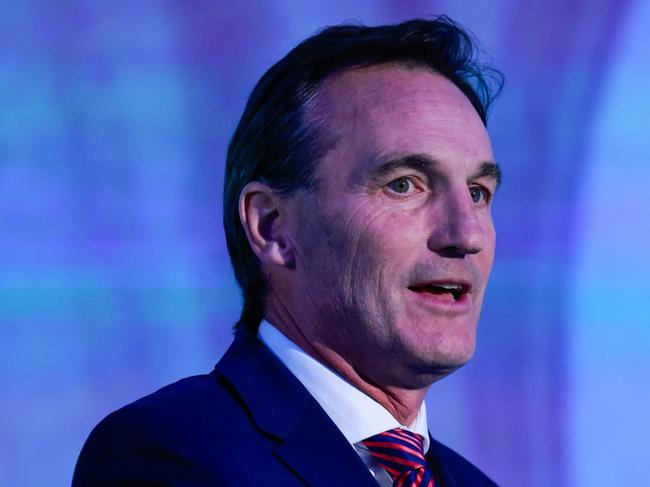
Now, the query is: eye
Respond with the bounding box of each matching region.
[469,185,491,204]
[386,176,415,195]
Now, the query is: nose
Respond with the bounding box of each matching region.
[427,187,488,257]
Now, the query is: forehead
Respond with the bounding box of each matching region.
[310,64,493,175]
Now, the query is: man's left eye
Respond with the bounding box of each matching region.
[469,186,490,204]
[387,177,414,194]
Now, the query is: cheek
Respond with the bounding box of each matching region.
[341,216,389,297]
[295,203,378,298]
[299,196,420,301]
[344,209,418,295]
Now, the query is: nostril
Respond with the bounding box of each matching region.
[436,246,473,259]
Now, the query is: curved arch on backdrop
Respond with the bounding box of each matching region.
[569,0,650,485]
[455,1,633,485]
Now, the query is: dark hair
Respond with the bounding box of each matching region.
[224,16,503,331]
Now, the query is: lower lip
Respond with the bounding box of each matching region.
[408,289,472,315]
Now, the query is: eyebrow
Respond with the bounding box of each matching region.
[371,154,435,180]
[472,161,502,188]
[371,154,502,187]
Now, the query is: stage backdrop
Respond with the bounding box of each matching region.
[1,1,648,486]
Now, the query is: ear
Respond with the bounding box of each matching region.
[239,182,295,268]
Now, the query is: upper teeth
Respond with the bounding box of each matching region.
[436,284,462,291]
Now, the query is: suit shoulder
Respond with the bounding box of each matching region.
[81,370,244,443]
[126,370,229,413]
[429,437,499,486]
[73,371,246,486]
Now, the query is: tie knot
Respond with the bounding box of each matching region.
[361,428,434,486]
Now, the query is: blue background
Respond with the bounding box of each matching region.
[1,1,648,485]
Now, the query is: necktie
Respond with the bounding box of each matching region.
[361,428,434,487]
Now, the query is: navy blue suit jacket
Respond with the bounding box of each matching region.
[73,328,498,486]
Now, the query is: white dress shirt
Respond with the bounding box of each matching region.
[258,320,430,484]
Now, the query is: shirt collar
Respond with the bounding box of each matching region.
[258,320,430,452]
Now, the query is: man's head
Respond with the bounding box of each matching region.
[224,17,502,384]
[225,17,502,327]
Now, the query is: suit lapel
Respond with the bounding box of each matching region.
[216,328,377,487]
[275,400,379,487]
[426,435,459,487]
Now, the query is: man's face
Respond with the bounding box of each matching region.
[286,65,498,388]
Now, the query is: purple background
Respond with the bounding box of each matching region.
[2,1,649,486]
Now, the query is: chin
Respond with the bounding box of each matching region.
[414,333,477,375]
[434,350,474,372]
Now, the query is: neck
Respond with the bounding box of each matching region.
[320,352,430,425]
[264,303,430,425]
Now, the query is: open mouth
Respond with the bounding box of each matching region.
[407,282,470,302]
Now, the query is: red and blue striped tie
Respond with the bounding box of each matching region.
[362,428,434,487]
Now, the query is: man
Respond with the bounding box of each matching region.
[74,16,502,486]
